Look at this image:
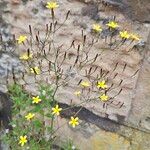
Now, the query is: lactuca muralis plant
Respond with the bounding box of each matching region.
[3,84,54,149]
[1,1,141,149]
[3,84,79,149]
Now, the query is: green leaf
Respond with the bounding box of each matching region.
[33,120,42,130]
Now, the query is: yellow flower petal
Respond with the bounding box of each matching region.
[30,67,40,75]
[106,21,119,29]
[32,96,42,104]
[69,117,79,128]
[20,53,33,60]
[119,31,130,39]
[74,91,81,96]
[80,81,90,87]
[52,105,62,116]
[17,35,27,44]
[99,94,109,102]
[130,33,140,41]
[97,80,107,89]
[25,113,35,120]
[19,135,27,146]
[46,2,59,9]
[92,24,102,32]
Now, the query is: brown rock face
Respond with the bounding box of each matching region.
[127,33,150,130]
[124,0,150,23]
[103,0,150,22]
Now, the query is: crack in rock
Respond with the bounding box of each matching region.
[59,102,120,132]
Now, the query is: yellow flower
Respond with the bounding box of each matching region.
[30,67,40,75]
[25,113,35,121]
[119,31,130,39]
[130,33,140,41]
[97,80,107,89]
[52,105,62,116]
[69,117,79,128]
[17,35,27,44]
[19,135,27,146]
[19,53,33,60]
[106,21,119,29]
[32,96,41,104]
[99,94,109,102]
[46,1,59,9]
[74,91,81,96]
[80,81,90,87]
[92,24,102,32]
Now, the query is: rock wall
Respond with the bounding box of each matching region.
[0,0,150,149]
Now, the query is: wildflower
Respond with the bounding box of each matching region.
[69,117,79,128]
[119,31,130,39]
[106,21,119,29]
[97,80,107,89]
[74,91,81,96]
[92,24,102,32]
[25,113,35,121]
[130,33,140,41]
[19,53,33,60]
[30,67,40,75]
[17,35,27,44]
[80,81,90,87]
[99,94,109,102]
[46,1,59,9]
[52,105,62,116]
[32,96,41,104]
[19,135,27,146]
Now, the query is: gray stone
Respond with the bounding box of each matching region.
[0,52,23,78]
[101,0,150,22]
[127,33,150,131]
[81,4,99,20]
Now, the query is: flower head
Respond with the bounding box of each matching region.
[52,105,62,116]
[46,1,59,9]
[130,33,140,41]
[92,24,102,32]
[17,35,27,44]
[106,21,119,29]
[99,94,109,102]
[74,91,81,96]
[20,53,33,60]
[69,117,79,128]
[119,31,130,39]
[25,113,35,121]
[97,80,107,89]
[19,135,27,146]
[80,81,90,87]
[32,96,41,104]
[30,67,40,75]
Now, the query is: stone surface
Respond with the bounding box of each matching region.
[54,117,150,150]
[84,0,150,22]
[0,51,23,92]
[0,0,150,128]
[124,0,150,23]
[0,0,150,149]
[127,33,150,131]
